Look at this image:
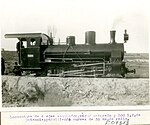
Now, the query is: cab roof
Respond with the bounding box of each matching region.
[5,33,50,40]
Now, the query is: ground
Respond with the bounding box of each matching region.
[2,76,149,107]
[1,51,149,107]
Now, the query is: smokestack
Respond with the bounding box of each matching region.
[110,30,116,44]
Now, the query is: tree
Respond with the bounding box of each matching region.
[1,48,5,51]
[47,25,57,41]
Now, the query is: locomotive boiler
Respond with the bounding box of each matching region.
[5,30,135,77]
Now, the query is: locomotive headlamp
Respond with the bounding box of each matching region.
[124,29,129,43]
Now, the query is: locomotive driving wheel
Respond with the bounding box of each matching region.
[36,65,48,77]
[105,65,112,75]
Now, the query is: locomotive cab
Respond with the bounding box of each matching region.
[5,33,51,74]
[21,36,41,70]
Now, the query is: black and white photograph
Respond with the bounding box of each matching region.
[1,0,149,107]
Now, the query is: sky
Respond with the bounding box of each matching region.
[0,0,149,53]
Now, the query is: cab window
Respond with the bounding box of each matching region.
[41,39,48,45]
[20,38,27,48]
[30,38,36,46]
[41,36,48,45]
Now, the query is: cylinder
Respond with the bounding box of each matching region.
[85,31,96,45]
[110,30,116,44]
[66,36,75,46]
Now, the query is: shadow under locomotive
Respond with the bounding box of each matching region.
[4,30,135,77]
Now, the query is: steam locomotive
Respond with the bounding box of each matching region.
[5,30,135,77]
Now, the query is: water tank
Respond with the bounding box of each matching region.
[66,36,75,46]
[85,31,96,45]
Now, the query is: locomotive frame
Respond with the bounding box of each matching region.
[5,30,135,77]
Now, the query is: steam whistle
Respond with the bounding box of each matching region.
[124,29,129,43]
